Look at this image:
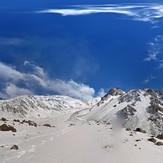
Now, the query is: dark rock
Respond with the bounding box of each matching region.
[10,145,18,150]
[135,139,141,142]
[135,128,146,133]
[108,88,124,96]
[69,123,75,126]
[126,128,131,131]
[156,134,163,140]
[1,117,7,121]
[43,124,51,127]
[148,138,157,143]
[13,119,20,122]
[155,142,163,146]
[21,120,37,127]
[0,124,16,132]
[121,105,136,119]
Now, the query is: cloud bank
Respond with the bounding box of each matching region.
[0,61,96,101]
[35,3,163,23]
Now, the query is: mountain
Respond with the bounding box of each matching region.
[0,95,88,119]
[1,88,163,135]
[87,88,163,135]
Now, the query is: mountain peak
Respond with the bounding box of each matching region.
[107,88,124,96]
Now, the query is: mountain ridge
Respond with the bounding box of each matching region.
[1,88,163,135]
[87,88,163,135]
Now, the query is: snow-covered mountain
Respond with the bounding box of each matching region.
[0,95,88,118]
[1,88,163,135]
[87,88,163,135]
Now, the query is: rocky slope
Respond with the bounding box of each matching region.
[87,88,163,135]
[0,95,88,118]
[1,88,163,135]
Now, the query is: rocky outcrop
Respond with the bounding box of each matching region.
[119,89,141,103]
[0,124,16,132]
[135,128,146,133]
[121,105,136,119]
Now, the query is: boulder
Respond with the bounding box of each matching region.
[43,124,51,127]
[135,128,146,133]
[1,117,7,121]
[10,145,18,150]
[155,142,163,146]
[0,124,16,132]
[156,134,163,140]
[148,138,157,143]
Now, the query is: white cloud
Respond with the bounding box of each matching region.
[5,83,33,99]
[143,75,156,84]
[35,3,163,23]
[97,88,106,97]
[24,61,46,78]
[145,35,163,68]
[36,7,134,17]
[144,79,150,84]
[48,80,95,101]
[0,62,24,81]
[0,61,96,101]
[144,53,157,61]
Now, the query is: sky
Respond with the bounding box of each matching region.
[1,0,163,100]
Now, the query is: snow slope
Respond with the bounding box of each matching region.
[0,95,87,119]
[0,89,163,163]
[87,88,163,135]
[1,116,163,163]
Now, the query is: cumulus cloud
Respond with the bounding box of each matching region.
[0,61,95,101]
[48,80,95,101]
[0,62,24,81]
[5,83,33,98]
[97,88,106,97]
[35,3,163,23]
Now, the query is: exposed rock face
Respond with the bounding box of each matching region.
[121,105,136,119]
[87,88,163,135]
[107,88,124,96]
[156,134,163,140]
[119,89,141,103]
[97,88,124,107]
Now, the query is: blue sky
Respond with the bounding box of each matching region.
[0,0,163,100]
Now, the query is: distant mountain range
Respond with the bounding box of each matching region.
[1,88,163,135]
